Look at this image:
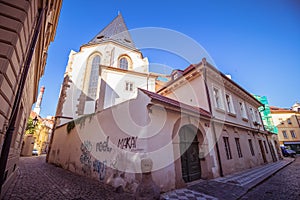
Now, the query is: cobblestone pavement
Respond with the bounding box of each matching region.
[3,155,134,200]
[161,157,293,200]
[240,156,300,200]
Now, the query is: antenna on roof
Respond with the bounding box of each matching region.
[118,11,120,15]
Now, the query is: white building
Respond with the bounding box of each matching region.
[56,14,157,125]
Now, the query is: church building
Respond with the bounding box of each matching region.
[56,14,157,125]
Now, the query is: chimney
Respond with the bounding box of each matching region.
[34,86,45,116]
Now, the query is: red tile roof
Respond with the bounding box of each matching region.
[140,88,211,118]
[270,106,294,113]
[182,64,196,75]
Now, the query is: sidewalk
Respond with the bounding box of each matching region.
[161,158,294,200]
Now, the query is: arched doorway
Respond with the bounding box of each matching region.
[179,125,201,182]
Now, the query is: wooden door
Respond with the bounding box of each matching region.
[180,126,201,182]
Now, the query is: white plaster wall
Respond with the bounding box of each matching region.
[165,76,210,112]
[59,42,151,121]
[102,69,155,109]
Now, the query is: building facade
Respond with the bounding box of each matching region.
[55,14,157,125]
[270,104,300,153]
[49,57,280,193]
[0,0,62,196]
[158,58,279,177]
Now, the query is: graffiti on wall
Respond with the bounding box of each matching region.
[79,140,108,180]
[117,136,138,150]
[80,140,92,175]
[93,159,107,180]
[96,136,112,152]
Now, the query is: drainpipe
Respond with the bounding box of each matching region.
[0,8,45,194]
[203,59,223,177]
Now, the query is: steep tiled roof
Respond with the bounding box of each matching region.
[140,89,211,118]
[89,13,136,49]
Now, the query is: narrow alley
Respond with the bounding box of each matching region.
[3,156,133,200]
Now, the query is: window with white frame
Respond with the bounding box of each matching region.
[291,130,296,138]
[254,110,260,124]
[225,93,235,114]
[249,107,256,122]
[213,87,224,110]
[239,101,247,119]
[125,81,134,92]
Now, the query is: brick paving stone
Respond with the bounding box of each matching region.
[3,155,134,200]
[240,156,300,200]
[160,157,294,200]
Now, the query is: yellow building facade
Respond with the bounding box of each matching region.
[270,104,300,153]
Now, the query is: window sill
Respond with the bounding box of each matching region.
[227,112,237,118]
[215,107,225,114]
[242,118,249,122]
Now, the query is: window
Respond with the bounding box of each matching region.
[248,139,255,156]
[223,137,232,160]
[282,131,288,139]
[287,118,292,124]
[239,101,247,119]
[254,110,260,124]
[235,138,243,158]
[125,81,133,91]
[88,55,100,99]
[263,141,268,153]
[249,107,256,122]
[213,87,224,109]
[225,94,235,114]
[291,130,296,138]
[119,57,128,70]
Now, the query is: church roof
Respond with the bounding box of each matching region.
[89,13,136,49]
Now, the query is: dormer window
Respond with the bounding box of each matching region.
[97,35,104,39]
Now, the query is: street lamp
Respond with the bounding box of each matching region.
[253,121,262,133]
[33,116,38,126]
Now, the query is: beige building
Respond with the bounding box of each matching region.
[270,103,300,153]
[158,58,279,177]
[0,0,62,196]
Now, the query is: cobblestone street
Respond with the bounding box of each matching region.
[241,156,300,200]
[3,156,134,200]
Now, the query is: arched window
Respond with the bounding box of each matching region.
[119,57,128,70]
[88,55,100,99]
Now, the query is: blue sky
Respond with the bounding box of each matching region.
[37,0,300,117]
